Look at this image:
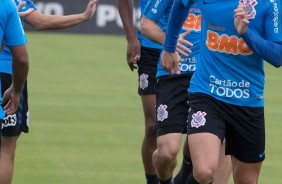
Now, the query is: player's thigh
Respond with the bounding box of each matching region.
[1,136,18,155]
[231,156,262,184]
[187,93,225,170]
[188,133,221,170]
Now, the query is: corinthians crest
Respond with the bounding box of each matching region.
[239,0,258,19]
[139,73,149,90]
[157,104,168,122]
[191,111,207,128]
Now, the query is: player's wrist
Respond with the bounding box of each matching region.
[163,46,176,53]
[81,12,91,22]
[126,34,138,42]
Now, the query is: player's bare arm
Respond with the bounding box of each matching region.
[117,0,140,71]
[140,16,192,57]
[24,0,98,31]
[3,45,29,115]
[140,17,182,74]
[140,16,166,44]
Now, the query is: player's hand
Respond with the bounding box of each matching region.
[176,30,193,57]
[161,51,181,75]
[126,37,141,71]
[234,3,249,35]
[2,86,21,115]
[82,0,99,21]
[17,1,34,19]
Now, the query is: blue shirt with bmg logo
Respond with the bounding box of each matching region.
[143,0,201,77]
[165,0,282,107]
[0,0,37,74]
[0,0,26,118]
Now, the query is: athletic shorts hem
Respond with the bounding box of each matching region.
[138,90,156,96]
[187,130,224,143]
[157,124,186,137]
[226,152,265,163]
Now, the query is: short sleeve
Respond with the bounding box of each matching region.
[4,2,26,47]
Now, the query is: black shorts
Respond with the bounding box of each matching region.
[1,73,29,136]
[187,92,265,163]
[155,74,192,136]
[137,46,161,95]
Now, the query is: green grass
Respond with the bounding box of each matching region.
[12,32,282,184]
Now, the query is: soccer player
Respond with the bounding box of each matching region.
[0,0,29,148]
[140,1,231,184]
[161,0,282,183]
[0,0,98,183]
[117,0,162,183]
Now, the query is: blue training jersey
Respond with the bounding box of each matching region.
[165,0,282,107]
[0,0,26,118]
[0,0,37,74]
[143,1,201,77]
[138,0,163,49]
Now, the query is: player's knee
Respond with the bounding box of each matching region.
[193,166,215,184]
[157,148,178,164]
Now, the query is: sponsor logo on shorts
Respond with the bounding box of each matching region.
[240,0,258,19]
[191,111,207,128]
[139,73,149,90]
[1,114,17,129]
[259,152,265,158]
[157,104,168,122]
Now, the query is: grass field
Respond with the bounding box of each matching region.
[12,32,282,184]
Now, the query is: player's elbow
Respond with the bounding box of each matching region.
[32,22,47,31]
[27,11,50,31]
[13,54,29,67]
[11,46,29,67]
[29,16,49,31]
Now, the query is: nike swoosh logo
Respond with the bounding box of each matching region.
[259,152,265,158]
